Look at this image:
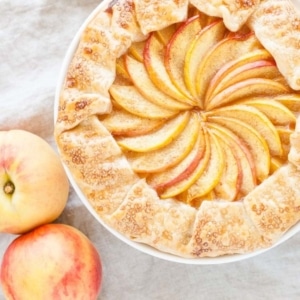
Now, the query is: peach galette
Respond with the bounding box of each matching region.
[55,0,300,258]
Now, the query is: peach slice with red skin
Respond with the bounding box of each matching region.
[207,116,270,182]
[125,55,191,111]
[207,60,281,101]
[195,32,263,105]
[101,107,165,137]
[205,49,273,102]
[213,133,243,201]
[184,20,227,101]
[116,111,190,152]
[208,123,257,197]
[206,78,290,110]
[148,121,208,198]
[143,33,192,104]
[164,15,202,101]
[183,129,225,201]
[109,85,179,119]
[207,105,283,157]
[159,128,212,199]
[127,112,200,173]
[242,98,296,126]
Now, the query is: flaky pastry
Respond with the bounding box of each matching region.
[55,0,300,258]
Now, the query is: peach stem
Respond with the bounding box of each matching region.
[4,181,15,195]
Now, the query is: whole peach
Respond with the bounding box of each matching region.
[0,223,102,300]
[0,130,69,234]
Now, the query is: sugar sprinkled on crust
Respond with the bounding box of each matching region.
[133,0,189,34]
[247,0,300,90]
[244,164,300,242]
[190,0,260,31]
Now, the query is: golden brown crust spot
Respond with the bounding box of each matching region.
[55,89,112,134]
[189,201,268,257]
[244,164,300,241]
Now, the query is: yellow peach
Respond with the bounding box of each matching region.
[0,130,69,234]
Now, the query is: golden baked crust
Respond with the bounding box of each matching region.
[55,0,300,258]
[133,0,188,34]
[247,0,300,90]
[190,0,261,32]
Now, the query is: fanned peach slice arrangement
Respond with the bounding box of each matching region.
[101,12,299,208]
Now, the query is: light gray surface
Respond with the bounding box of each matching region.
[1,1,300,299]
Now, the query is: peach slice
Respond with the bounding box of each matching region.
[143,33,191,104]
[109,85,178,119]
[115,56,132,85]
[155,24,178,45]
[275,93,300,113]
[116,111,190,152]
[184,130,225,201]
[276,126,293,159]
[207,116,270,182]
[127,112,200,173]
[128,41,146,62]
[270,157,285,174]
[207,105,283,157]
[208,60,281,100]
[158,129,211,199]
[206,78,290,110]
[208,123,257,197]
[101,107,164,137]
[213,133,242,201]
[148,122,208,198]
[164,15,202,101]
[195,33,263,104]
[205,49,272,101]
[277,126,294,145]
[125,55,191,110]
[184,20,227,101]
[242,98,296,126]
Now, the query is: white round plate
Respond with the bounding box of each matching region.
[54,0,300,264]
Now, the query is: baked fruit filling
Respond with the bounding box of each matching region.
[100,9,300,207]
